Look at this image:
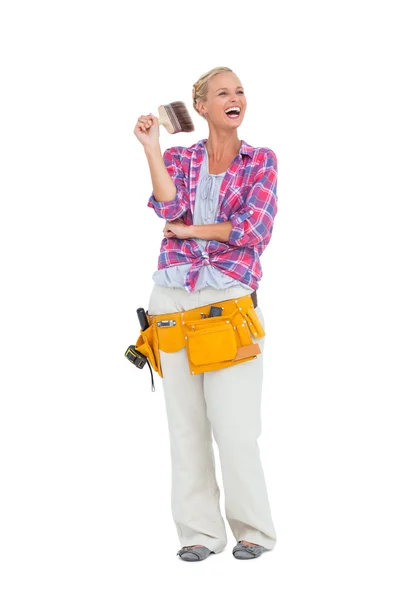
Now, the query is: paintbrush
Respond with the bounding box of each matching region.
[157,102,195,134]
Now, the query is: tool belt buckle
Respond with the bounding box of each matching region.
[156,319,176,328]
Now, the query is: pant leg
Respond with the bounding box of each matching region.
[204,304,278,550]
[147,284,227,552]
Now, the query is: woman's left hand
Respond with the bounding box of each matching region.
[163,219,193,240]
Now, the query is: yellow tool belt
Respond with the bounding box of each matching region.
[134,293,265,378]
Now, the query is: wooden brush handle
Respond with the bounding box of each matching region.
[157,104,175,134]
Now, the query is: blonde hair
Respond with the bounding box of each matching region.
[192,66,235,120]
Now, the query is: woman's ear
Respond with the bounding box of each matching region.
[197,101,206,117]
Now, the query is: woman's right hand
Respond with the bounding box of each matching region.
[133,113,160,149]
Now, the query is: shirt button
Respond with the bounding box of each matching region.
[249,210,254,215]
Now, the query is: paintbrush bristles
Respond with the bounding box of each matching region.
[163,101,195,133]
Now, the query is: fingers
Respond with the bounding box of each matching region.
[136,117,151,133]
[163,219,181,235]
[135,113,157,132]
[163,223,175,237]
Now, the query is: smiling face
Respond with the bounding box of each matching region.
[198,72,247,129]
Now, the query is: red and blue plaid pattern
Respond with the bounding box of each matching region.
[147,138,278,292]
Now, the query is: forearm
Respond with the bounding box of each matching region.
[190,221,233,243]
[144,144,177,202]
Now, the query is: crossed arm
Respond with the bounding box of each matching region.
[148,147,278,247]
[163,220,233,242]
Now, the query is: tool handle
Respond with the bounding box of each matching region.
[137,307,149,330]
[157,105,174,133]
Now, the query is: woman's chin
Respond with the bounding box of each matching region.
[221,120,242,129]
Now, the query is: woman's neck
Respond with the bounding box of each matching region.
[205,132,241,162]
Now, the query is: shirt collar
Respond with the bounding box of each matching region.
[188,138,255,158]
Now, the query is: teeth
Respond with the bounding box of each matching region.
[225,107,241,114]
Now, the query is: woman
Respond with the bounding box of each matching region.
[133,66,278,561]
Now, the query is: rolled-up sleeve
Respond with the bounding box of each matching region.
[147,146,190,220]
[228,150,278,247]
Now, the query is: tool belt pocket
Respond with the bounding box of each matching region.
[185,317,238,367]
[242,306,265,339]
[135,323,162,376]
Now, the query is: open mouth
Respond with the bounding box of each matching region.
[224,107,241,120]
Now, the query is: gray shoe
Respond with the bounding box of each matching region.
[177,545,214,561]
[232,541,268,560]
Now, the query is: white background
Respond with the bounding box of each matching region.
[1,0,399,598]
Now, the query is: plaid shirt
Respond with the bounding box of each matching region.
[147,138,278,293]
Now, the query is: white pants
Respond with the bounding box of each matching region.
[147,283,277,553]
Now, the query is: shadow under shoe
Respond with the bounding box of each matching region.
[177,545,214,561]
[232,541,268,560]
